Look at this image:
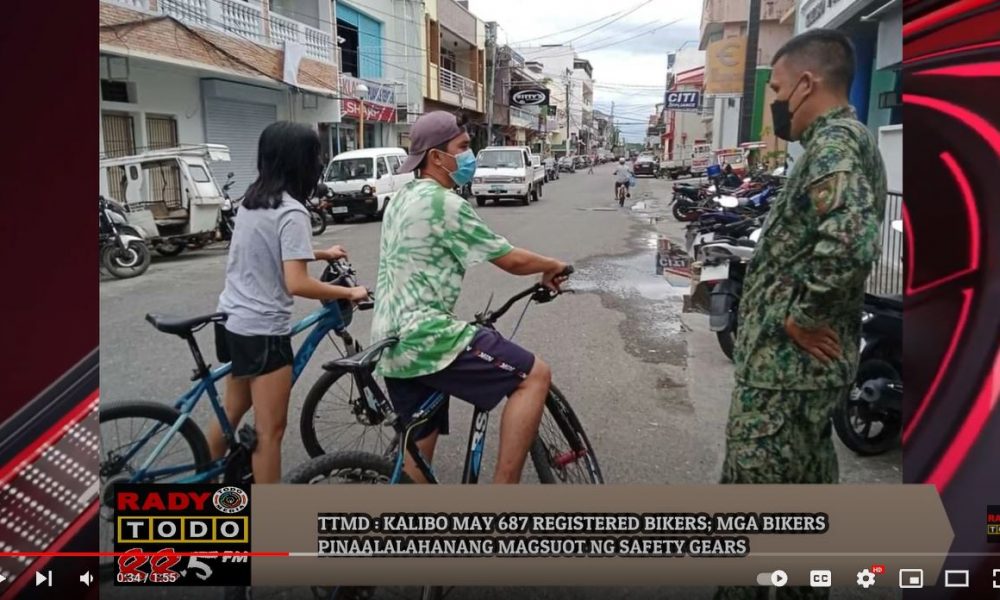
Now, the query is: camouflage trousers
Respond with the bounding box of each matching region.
[714,384,847,600]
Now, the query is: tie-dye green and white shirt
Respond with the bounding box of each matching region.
[370,179,513,378]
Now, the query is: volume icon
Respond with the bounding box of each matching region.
[80,571,94,586]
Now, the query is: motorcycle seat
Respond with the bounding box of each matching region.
[323,337,399,373]
[146,312,228,337]
[865,293,903,311]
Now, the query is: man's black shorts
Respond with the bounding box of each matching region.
[385,328,536,440]
[215,323,294,378]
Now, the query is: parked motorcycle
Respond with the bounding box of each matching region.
[100,195,151,279]
[308,183,330,236]
[832,293,903,456]
[217,172,238,242]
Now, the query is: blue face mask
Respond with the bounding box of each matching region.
[442,149,477,186]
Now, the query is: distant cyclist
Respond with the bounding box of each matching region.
[613,157,633,204]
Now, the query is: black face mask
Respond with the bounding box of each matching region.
[771,77,808,142]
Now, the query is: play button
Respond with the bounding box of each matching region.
[771,570,789,587]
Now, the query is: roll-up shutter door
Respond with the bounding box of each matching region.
[204,98,277,199]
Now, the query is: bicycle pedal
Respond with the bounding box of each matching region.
[238,424,258,452]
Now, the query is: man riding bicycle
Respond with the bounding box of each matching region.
[371,111,570,484]
[613,157,633,201]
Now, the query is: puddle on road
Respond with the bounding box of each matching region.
[572,228,690,367]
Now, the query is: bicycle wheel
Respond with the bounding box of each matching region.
[530,384,604,484]
[299,367,398,459]
[283,452,418,600]
[99,401,214,580]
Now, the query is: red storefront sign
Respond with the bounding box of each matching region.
[342,98,396,123]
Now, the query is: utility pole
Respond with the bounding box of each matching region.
[485,23,498,146]
[565,69,572,156]
[610,101,615,152]
[738,0,761,144]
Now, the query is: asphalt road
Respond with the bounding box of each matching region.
[99,163,900,600]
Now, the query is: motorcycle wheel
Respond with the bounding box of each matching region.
[310,208,327,236]
[672,203,699,222]
[716,331,735,361]
[833,359,901,456]
[154,241,185,257]
[102,242,151,279]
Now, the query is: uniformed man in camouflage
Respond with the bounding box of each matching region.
[716,29,887,600]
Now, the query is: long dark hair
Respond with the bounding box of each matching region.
[242,121,323,210]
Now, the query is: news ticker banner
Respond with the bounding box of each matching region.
[248,485,953,588]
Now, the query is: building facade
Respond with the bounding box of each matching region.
[332,0,424,153]
[420,0,486,147]
[519,45,594,156]
[791,0,902,192]
[99,0,341,198]
[698,0,795,152]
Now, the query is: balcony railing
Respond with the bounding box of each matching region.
[107,0,149,9]
[270,10,333,61]
[439,67,477,98]
[510,107,533,129]
[126,0,333,63]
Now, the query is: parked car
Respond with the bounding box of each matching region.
[558,156,576,173]
[471,146,545,206]
[323,147,412,222]
[633,156,658,177]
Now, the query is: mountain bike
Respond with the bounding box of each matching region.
[276,267,602,600]
[98,261,386,579]
[297,266,603,486]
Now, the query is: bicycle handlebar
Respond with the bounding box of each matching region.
[477,265,574,326]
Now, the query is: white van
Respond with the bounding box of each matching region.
[323,147,413,220]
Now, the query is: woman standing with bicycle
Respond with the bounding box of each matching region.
[205,121,369,484]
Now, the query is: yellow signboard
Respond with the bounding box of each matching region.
[705,36,747,94]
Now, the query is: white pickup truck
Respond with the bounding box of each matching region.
[471,146,545,206]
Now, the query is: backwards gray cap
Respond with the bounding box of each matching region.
[398,111,465,174]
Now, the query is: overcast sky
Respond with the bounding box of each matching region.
[468,0,702,142]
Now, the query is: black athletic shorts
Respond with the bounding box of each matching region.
[214,323,294,378]
[384,328,536,441]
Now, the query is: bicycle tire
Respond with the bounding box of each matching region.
[285,450,411,484]
[530,384,604,484]
[299,367,398,459]
[98,401,214,581]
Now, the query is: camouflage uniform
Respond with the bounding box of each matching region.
[715,106,886,600]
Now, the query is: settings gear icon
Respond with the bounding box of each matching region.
[856,568,877,589]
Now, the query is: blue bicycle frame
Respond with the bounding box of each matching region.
[388,390,492,486]
[120,302,349,484]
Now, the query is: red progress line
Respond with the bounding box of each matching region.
[0,552,290,557]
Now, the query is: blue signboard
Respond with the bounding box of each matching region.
[665,91,701,110]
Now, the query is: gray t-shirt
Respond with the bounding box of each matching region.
[217,193,315,336]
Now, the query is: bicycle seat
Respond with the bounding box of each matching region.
[323,337,399,373]
[146,312,227,336]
